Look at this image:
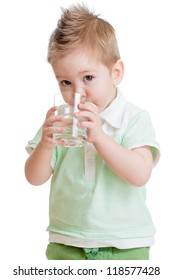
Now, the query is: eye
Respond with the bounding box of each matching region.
[60,80,71,86]
[84,75,94,82]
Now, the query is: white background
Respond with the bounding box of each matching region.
[0,0,172,275]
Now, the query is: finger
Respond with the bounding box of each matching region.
[45,106,58,120]
[78,120,94,129]
[43,115,63,128]
[78,102,98,114]
[75,110,96,121]
[43,125,65,136]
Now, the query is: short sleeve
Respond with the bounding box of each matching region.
[25,127,42,154]
[122,111,160,166]
[25,127,57,170]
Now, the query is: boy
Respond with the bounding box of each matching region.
[25,4,160,260]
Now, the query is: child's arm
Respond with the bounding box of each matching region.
[76,102,153,187]
[93,134,153,187]
[25,141,54,185]
[25,106,63,186]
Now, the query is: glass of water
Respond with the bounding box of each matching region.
[53,93,88,147]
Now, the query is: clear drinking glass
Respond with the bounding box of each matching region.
[53,93,88,147]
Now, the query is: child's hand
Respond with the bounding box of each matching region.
[40,106,64,150]
[75,102,104,144]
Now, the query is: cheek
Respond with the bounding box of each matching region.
[91,93,106,110]
[87,81,110,107]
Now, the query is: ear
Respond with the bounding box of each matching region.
[111,59,124,86]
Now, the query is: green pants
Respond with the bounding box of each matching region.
[46,242,149,260]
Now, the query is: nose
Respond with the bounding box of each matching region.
[73,80,85,94]
[74,86,85,96]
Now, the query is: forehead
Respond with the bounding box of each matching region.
[57,49,98,64]
[52,49,106,74]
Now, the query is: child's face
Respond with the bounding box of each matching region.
[51,51,121,112]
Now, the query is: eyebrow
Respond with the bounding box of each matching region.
[56,75,64,79]
[56,70,97,79]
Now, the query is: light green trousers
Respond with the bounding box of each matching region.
[46,242,150,260]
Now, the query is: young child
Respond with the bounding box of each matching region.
[25,4,160,260]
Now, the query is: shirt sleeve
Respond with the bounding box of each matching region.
[122,110,160,166]
[25,127,57,170]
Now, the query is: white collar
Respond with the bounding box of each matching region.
[100,88,126,129]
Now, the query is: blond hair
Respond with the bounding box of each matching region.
[47,4,121,68]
